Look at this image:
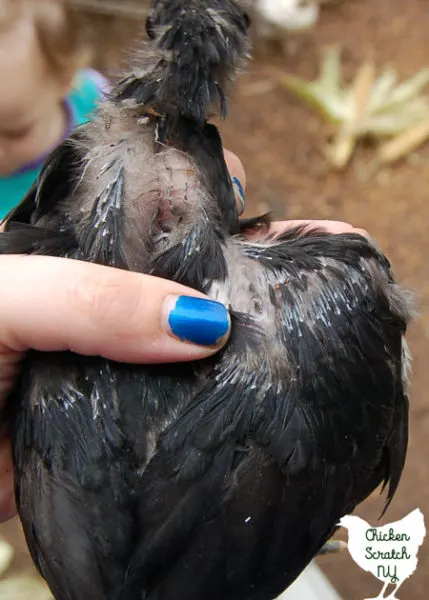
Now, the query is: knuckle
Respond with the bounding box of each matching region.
[69,268,142,330]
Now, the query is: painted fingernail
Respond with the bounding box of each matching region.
[232,176,245,214]
[165,296,231,346]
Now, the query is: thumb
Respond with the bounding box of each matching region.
[0,255,231,370]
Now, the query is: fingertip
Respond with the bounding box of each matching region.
[163,295,231,353]
[231,176,245,214]
[224,149,246,214]
[224,149,246,189]
[354,227,370,238]
[268,220,369,238]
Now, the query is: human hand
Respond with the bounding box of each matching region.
[0,150,367,522]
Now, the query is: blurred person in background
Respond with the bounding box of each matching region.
[0,0,109,218]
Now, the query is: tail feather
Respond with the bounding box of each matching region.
[115,0,250,122]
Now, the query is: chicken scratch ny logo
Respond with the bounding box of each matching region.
[338,509,425,600]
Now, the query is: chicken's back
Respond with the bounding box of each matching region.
[9,223,411,600]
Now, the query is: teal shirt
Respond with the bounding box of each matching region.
[0,68,109,219]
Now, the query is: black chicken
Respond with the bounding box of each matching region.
[0,1,412,599]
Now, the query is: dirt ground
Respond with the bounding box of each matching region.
[2,0,429,598]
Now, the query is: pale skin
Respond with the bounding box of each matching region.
[0,151,367,523]
[0,10,70,175]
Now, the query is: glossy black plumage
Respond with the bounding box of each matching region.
[0,2,412,600]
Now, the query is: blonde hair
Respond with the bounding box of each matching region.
[0,0,91,83]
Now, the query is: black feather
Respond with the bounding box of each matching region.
[0,223,76,256]
[0,2,412,600]
[115,0,250,122]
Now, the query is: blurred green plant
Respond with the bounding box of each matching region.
[278,47,429,169]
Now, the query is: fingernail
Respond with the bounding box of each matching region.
[165,296,230,346]
[232,176,245,214]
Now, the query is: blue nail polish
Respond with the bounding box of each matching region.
[168,296,230,346]
[232,176,245,213]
